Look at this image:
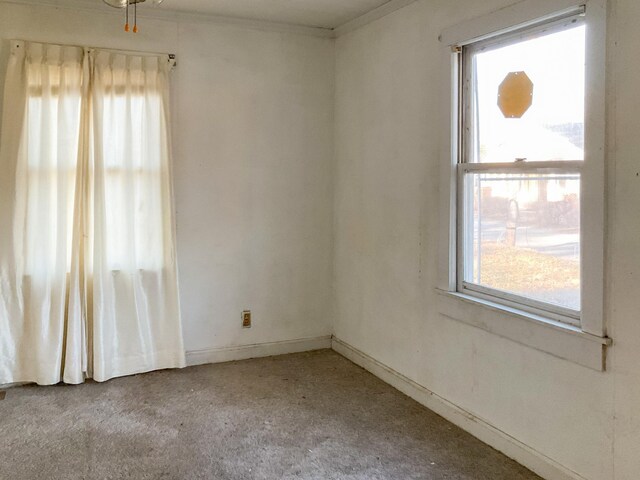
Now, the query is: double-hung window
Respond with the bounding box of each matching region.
[443,0,609,356]
[457,12,587,324]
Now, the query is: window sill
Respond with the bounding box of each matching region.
[435,289,611,371]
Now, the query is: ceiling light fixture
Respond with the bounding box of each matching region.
[103,0,164,33]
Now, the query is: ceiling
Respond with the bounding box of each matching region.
[144,0,393,29]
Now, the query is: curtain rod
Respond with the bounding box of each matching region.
[11,39,177,65]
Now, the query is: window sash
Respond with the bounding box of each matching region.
[455,163,582,323]
[460,13,586,167]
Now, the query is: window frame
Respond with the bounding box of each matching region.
[456,13,586,326]
[438,0,609,370]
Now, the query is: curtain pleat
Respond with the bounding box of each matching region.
[0,42,185,386]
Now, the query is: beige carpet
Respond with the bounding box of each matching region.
[0,349,540,479]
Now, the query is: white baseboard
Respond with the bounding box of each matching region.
[331,337,588,480]
[186,335,332,367]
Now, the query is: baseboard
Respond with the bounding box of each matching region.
[185,335,332,367]
[331,337,588,480]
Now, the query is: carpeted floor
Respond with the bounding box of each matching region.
[0,349,540,479]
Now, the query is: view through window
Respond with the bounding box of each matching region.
[460,19,585,318]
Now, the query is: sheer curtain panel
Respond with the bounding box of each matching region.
[0,41,185,386]
[89,51,184,382]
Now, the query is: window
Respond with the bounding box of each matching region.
[18,47,173,277]
[23,57,83,277]
[439,1,608,369]
[22,65,166,274]
[101,91,166,271]
[456,11,589,325]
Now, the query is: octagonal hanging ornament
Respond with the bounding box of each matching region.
[497,71,533,119]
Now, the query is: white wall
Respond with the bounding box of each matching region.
[333,0,640,479]
[0,1,335,356]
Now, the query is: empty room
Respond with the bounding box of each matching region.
[0,0,638,479]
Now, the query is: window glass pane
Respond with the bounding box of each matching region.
[470,23,585,163]
[463,172,580,311]
[25,84,81,275]
[101,93,165,270]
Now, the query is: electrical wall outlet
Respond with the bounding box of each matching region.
[242,310,251,328]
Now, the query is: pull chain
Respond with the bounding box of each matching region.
[133,0,138,33]
[124,0,129,32]
[123,0,140,34]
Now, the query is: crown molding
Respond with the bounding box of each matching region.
[332,0,418,37]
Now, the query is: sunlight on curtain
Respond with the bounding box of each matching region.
[0,42,84,385]
[90,50,185,382]
[0,42,185,385]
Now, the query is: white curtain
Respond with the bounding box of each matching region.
[0,41,185,385]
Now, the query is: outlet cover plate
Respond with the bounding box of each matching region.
[242,310,251,328]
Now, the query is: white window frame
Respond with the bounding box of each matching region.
[438,0,610,370]
[458,13,585,325]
